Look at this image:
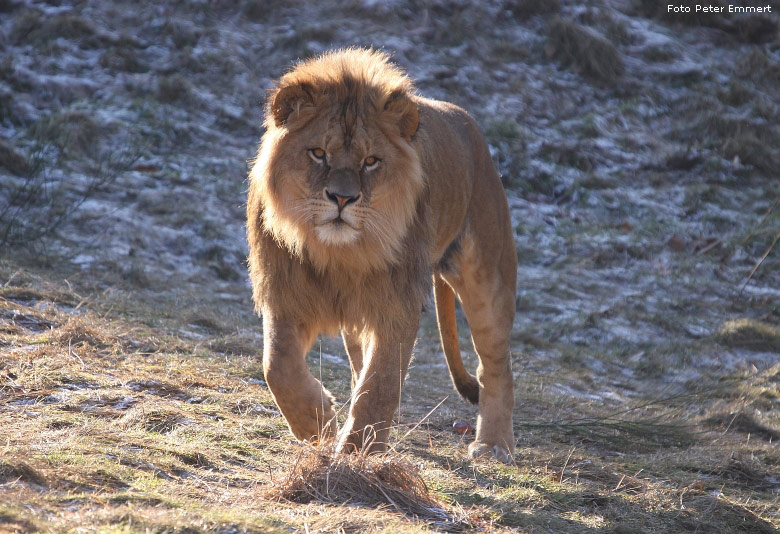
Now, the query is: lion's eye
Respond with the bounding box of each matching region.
[363,156,380,170]
[309,148,327,163]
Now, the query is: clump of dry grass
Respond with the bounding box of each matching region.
[186,310,229,333]
[0,138,31,177]
[705,411,780,442]
[736,49,780,84]
[243,0,290,22]
[720,452,776,490]
[722,131,778,175]
[157,74,194,104]
[0,285,80,307]
[32,110,102,156]
[504,0,560,19]
[546,18,624,84]
[683,494,779,534]
[0,459,46,486]
[266,445,466,528]
[683,111,780,176]
[100,46,149,73]
[718,319,780,353]
[131,407,194,434]
[11,10,100,46]
[50,319,117,351]
[207,334,259,356]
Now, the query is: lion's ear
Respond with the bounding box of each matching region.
[270,82,314,127]
[383,92,419,141]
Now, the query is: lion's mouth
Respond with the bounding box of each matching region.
[321,214,357,229]
[313,214,361,245]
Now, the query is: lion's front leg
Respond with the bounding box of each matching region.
[262,312,337,442]
[337,319,418,454]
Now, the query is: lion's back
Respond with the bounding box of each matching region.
[413,96,505,258]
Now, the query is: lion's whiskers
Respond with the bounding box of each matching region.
[360,207,400,255]
[363,218,392,254]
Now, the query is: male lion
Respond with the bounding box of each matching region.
[247,48,517,463]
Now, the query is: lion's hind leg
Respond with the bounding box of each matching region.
[441,236,517,464]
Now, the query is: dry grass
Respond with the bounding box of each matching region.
[1,269,779,533]
[157,74,194,104]
[546,18,624,84]
[31,110,103,156]
[704,411,780,442]
[0,138,31,177]
[677,104,780,179]
[718,319,780,353]
[266,445,469,529]
[504,0,560,19]
[11,10,100,46]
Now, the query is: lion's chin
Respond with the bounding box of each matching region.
[314,221,360,246]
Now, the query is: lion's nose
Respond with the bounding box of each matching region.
[325,189,360,211]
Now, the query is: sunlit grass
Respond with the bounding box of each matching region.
[2,267,779,532]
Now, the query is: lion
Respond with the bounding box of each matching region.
[246,48,517,463]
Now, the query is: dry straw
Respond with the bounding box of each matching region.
[265,443,471,530]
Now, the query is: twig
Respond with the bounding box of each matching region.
[318,338,326,434]
[377,484,405,516]
[68,340,86,370]
[398,343,403,431]
[740,231,780,295]
[739,194,779,247]
[390,396,448,452]
[3,270,20,287]
[696,239,721,256]
[559,446,575,483]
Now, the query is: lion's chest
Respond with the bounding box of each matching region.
[287,259,430,333]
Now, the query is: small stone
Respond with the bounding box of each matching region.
[453,420,472,434]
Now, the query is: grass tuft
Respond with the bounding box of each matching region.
[100,46,149,73]
[504,0,560,19]
[207,335,260,357]
[157,74,194,104]
[266,444,467,528]
[12,11,99,46]
[0,460,46,486]
[735,48,780,86]
[704,411,780,442]
[546,18,624,84]
[0,139,31,176]
[718,319,780,353]
[721,131,778,175]
[139,409,193,434]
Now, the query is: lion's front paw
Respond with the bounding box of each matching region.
[468,441,514,465]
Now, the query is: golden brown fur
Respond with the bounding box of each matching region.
[247,49,517,462]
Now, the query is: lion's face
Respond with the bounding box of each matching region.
[275,113,418,247]
[253,69,422,271]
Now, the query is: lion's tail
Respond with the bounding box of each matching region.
[434,275,479,405]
